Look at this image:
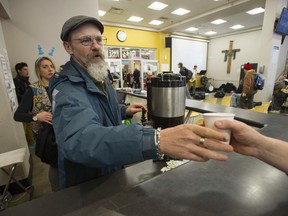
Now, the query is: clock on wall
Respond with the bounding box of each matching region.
[116,30,127,42]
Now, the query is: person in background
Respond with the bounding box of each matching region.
[192,65,198,78]
[216,120,288,173]
[125,68,133,87]
[49,15,233,188]
[13,62,35,146]
[270,76,288,113]
[133,67,141,89]
[178,62,190,81]
[14,56,60,192]
[13,62,30,103]
[107,69,114,85]
[178,62,193,93]
[189,65,198,93]
[238,63,257,109]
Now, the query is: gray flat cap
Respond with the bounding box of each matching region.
[60,15,104,41]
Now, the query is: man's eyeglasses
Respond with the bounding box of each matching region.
[73,36,107,46]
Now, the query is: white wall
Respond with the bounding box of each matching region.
[1,0,100,83]
[0,20,29,186]
[207,30,262,88]
[208,0,288,103]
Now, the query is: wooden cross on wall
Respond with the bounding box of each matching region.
[221,40,240,74]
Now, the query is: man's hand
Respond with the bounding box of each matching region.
[126,103,147,116]
[160,124,234,161]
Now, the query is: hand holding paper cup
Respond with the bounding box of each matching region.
[203,113,235,144]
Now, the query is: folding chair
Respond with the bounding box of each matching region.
[250,101,272,114]
[221,95,232,107]
[0,148,34,210]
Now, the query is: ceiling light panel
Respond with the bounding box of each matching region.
[230,24,244,29]
[171,8,190,16]
[186,27,198,32]
[205,31,217,35]
[128,16,143,22]
[246,7,265,15]
[148,1,168,11]
[149,20,164,25]
[98,10,106,17]
[211,19,227,24]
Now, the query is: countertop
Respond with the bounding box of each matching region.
[2,95,288,216]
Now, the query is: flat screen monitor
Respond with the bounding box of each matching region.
[199,70,207,75]
[275,7,288,35]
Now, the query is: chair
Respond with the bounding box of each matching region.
[221,95,232,107]
[184,110,201,124]
[203,98,218,104]
[0,148,34,210]
[195,118,204,125]
[250,101,272,113]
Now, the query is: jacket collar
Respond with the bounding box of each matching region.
[16,74,30,84]
[62,58,109,95]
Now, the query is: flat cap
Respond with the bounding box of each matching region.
[60,15,104,41]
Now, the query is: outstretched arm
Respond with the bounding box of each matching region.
[216,120,288,173]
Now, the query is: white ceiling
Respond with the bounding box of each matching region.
[98,0,266,39]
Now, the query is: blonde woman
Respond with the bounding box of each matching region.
[14,56,60,191]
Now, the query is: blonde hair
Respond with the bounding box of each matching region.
[35,56,56,86]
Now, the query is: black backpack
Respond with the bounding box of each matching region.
[186,68,193,80]
[214,89,225,98]
[200,76,208,85]
[35,122,58,167]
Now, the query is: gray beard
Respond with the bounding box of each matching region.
[86,61,108,82]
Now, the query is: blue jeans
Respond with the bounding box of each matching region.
[231,93,241,107]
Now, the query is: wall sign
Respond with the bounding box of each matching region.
[107,47,121,59]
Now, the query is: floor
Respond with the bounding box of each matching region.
[6,147,52,209]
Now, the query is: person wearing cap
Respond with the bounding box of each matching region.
[49,15,233,188]
[238,63,257,109]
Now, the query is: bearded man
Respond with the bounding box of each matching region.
[49,16,233,188]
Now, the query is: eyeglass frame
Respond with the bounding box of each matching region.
[72,35,107,46]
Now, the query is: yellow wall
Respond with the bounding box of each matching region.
[103,25,170,70]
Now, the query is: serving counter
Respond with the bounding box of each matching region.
[1,94,288,216]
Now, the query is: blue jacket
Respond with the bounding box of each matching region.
[49,58,157,188]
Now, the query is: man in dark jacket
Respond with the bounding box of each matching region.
[49,15,233,188]
[133,68,141,89]
[13,62,30,102]
[178,62,192,83]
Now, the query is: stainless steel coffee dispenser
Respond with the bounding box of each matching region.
[147,73,186,129]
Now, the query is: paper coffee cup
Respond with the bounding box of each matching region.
[202,113,235,144]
